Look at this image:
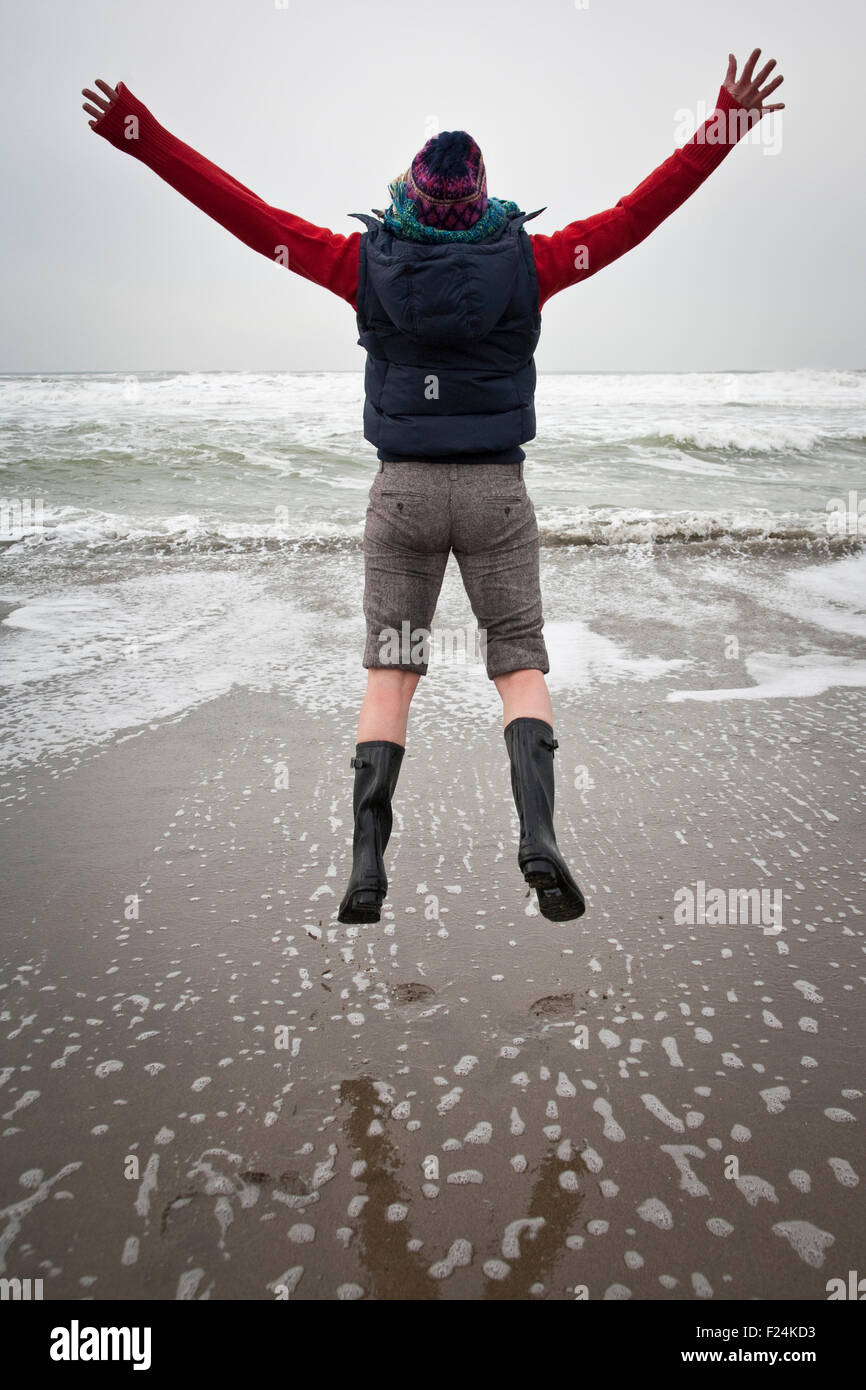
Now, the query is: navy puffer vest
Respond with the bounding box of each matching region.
[348,208,545,459]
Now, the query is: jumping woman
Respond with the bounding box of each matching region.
[83,49,784,927]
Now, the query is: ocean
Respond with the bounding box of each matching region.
[1,368,864,769]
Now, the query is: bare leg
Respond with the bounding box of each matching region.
[493,667,554,729]
[356,668,421,745]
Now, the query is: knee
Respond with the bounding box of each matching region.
[368,668,421,703]
[396,669,421,702]
[494,668,541,693]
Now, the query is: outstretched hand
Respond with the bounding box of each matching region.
[724,50,785,115]
[82,78,120,129]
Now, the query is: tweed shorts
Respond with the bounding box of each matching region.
[362,459,549,679]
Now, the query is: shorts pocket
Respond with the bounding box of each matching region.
[367,487,430,530]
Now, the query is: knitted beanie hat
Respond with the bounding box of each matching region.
[405,130,488,231]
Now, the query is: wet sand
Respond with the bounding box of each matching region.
[2,650,864,1301]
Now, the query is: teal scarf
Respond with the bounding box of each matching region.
[373,175,523,244]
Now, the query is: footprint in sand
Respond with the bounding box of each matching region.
[529,994,576,1020]
[389,982,435,1005]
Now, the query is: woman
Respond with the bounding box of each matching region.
[83,50,784,927]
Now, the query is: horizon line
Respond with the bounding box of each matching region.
[1,365,863,377]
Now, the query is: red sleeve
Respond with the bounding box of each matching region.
[92,83,361,310]
[530,86,758,309]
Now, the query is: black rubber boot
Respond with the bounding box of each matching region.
[337,740,405,925]
[504,717,586,922]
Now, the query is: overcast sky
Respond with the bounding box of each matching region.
[2,0,863,372]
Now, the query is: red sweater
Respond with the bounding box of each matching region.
[93,83,752,314]
[93,85,752,464]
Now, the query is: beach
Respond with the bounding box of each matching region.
[3,549,865,1300]
[1,369,864,1299]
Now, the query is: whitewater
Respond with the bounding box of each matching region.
[1,368,864,766]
